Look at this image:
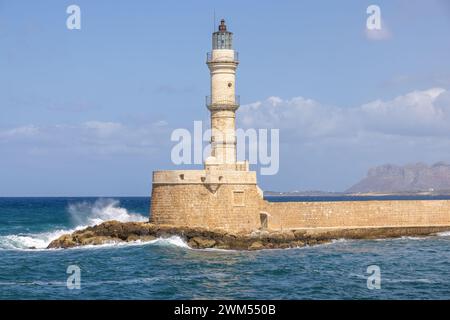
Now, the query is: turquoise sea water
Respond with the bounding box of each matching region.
[0,197,449,299]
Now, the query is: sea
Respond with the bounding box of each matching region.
[0,196,449,300]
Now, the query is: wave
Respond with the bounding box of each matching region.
[67,236,191,251]
[0,198,147,251]
[0,229,72,250]
[68,198,147,226]
[147,236,190,249]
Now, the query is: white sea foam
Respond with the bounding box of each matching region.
[0,229,72,250]
[331,238,350,244]
[66,236,191,251]
[0,198,148,250]
[436,231,450,237]
[383,278,435,284]
[147,236,191,249]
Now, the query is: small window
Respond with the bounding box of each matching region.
[233,191,244,206]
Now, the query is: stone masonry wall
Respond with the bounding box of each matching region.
[151,170,450,233]
[262,200,450,230]
[151,183,263,232]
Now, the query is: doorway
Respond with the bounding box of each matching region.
[260,212,268,230]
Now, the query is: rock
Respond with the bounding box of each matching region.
[214,243,231,250]
[80,236,121,246]
[126,234,140,242]
[48,234,77,249]
[263,242,274,249]
[293,230,307,239]
[47,221,448,251]
[267,231,295,242]
[292,240,305,247]
[249,241,264,250]
[188,237,216,248]
[127,234,156,242]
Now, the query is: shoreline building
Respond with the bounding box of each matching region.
[151,20,264,232]
[150,20,450,234]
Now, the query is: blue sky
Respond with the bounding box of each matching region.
[1,0,450,196]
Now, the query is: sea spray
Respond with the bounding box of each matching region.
[69,236,191,250]
[0,198,147,250]
[68,198,147,226]
[148,236,191,249]
[0,229,70,250]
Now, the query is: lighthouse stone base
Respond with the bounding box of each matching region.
[150,165,266,233]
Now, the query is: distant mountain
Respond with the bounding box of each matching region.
[346,162,450,193]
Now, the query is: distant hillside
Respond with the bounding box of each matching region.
[264,190,344,196]
[346,162,450,193]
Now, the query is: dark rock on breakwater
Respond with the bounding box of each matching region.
[46,220,450,250]
[47,221,329,250]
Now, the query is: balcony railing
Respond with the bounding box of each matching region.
[206,51,239,63]
[206,95,240,108]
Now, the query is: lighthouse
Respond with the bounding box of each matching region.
[205,19,242,170]
[150,19,261,232]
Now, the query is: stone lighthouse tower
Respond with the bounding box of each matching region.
[150,19,262,232]
[205,19,240,170]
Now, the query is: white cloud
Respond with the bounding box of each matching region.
[238,87,450,140]
[0,120,170,155]
[240,96,348,139]
[83,121,124,138]
[0,125,39,138]
[358,88,449,136]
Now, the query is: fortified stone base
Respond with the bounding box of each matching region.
[150,167,265,233]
